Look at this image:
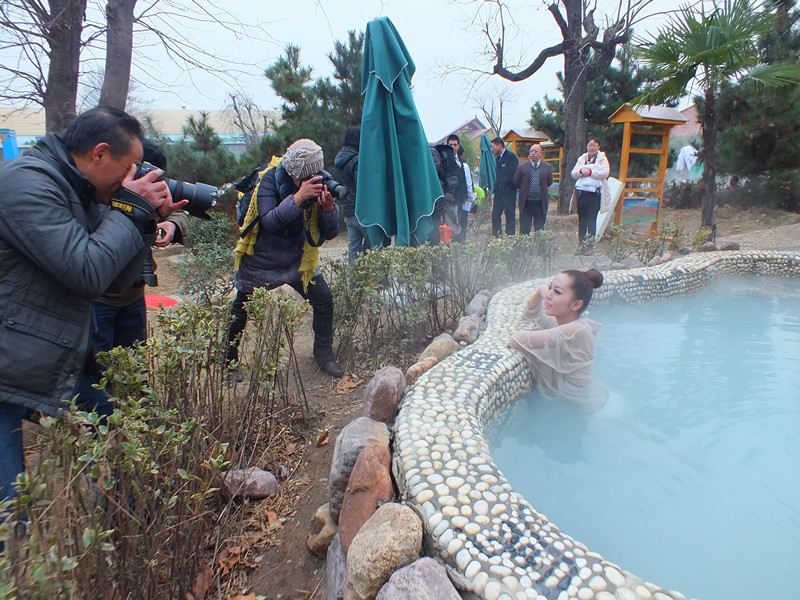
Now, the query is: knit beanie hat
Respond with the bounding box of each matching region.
[282,139,324,180]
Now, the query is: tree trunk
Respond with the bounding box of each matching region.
[99,0,137,109]
[43,0,87,133]
[559,54,587,214]
[700,87,717,229]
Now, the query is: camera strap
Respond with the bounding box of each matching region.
[302,204,324,247]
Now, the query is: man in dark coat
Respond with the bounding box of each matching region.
[491,137,519,236]
[514,143,554,233]
[333,126,370,264]
[228,138,343,377]
[0,105,182,502]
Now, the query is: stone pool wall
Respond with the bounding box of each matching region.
[392,251,800,600]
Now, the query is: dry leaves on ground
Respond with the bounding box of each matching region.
[335,374,362,395]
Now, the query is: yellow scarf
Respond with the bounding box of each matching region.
[299,203,321,292]
[233,156,282,271]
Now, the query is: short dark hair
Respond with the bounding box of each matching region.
[142,138,167,170]
[491,136,504,146]
[587,137,601,146]
[342,126,361,150]
[62,105,143,159]
[447,134,460,144]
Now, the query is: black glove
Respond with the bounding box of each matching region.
[110,187,155,234]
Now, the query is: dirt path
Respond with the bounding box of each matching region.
[148,206,799,599]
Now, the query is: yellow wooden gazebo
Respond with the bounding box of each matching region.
[609,105,687,232]
[503,129,562,185]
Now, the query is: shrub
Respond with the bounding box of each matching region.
[663,180,704,209]
[0,292,306,600]
[178,213,237,303]
[329,232,556,371]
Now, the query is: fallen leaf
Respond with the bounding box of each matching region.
[335,375,362,395]
[266,510,279,529]
[192,565,214,598]
[285,442,297,455]
[225,595,257,600]
[315,429,329,447]
[216,546,242,577]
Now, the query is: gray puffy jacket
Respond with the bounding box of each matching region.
[0,133,143,415]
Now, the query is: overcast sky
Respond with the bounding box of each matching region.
[70,0,685,141]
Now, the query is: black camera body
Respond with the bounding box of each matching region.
[313,170,347,201]
[135,161,218,220]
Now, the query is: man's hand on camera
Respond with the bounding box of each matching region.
[294,176,324,206]
[318,187,335,213]
[154,221,177,247]
[121,164,189,217]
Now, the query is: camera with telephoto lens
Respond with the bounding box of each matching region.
[310,170,347,201]
[135,161,218,220]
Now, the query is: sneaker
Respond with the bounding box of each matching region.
[584,246,593,256]
[574,247,584,255]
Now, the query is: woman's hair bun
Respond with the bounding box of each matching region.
[585,269,604,289]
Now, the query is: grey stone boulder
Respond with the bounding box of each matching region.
[329,417,390,523]
[405,357,438,386]
[363,366,405,425]
[590,255,613,270]
[375,557,460,600]
[345,503,423,600]
[220,467,278,499]
[307,503,337,558]
[464,293,490,317]
[719,241,740,251]
[700,241,718,252]
[453,315,482,345]
[327,533,347,600]
[418,338,459,364]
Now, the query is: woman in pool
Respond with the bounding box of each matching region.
[509,269,606,411]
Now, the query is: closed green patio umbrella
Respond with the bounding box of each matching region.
[479,134,496,191]
[356,16,442,247]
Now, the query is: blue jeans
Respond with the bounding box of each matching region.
[344,215,370,265]
[92,296,148,353]
[0,373,113,503]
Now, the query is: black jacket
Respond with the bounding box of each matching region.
[0,133,143,415]
[494,149,519,197]
[334,146,358,217]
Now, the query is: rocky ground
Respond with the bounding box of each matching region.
[143,205,800,599]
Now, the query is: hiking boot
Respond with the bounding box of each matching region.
[313,344,344,378]
[584,246,593,256]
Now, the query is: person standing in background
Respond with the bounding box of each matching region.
[334,127,370,265]
[491,137,519,236]
[514,144,553,234]
[570,138,610,256]
[454,145,475,242]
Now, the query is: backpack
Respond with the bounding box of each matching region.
[234,156,281,237]
[434,144,460,193]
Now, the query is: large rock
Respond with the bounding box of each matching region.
[405,357,438,386]
[338,444,394,553]
[700,241,718,252]
[220,467,278,499]
[375,557,460,600]
[417,338,459,364]
[362,367,405,425]
[326,534,347,600]
[329,417,390,523]
[590,255,613,271]
[307,503,337,558]
[719,241,740,251]
[464,293,490,317]
[345,503,423,600]
[453,315,482,345]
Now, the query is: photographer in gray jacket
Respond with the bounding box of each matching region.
[0,106,184,503]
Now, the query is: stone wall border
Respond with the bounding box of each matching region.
[392,251,800,600]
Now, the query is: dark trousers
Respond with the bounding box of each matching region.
[226,274,334,362]
[519,199,547,234]
[453,209,469,242]
[92,296,148,353]
[492,191,516,236]
[0,372,113,503]
[577,190,601,245]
